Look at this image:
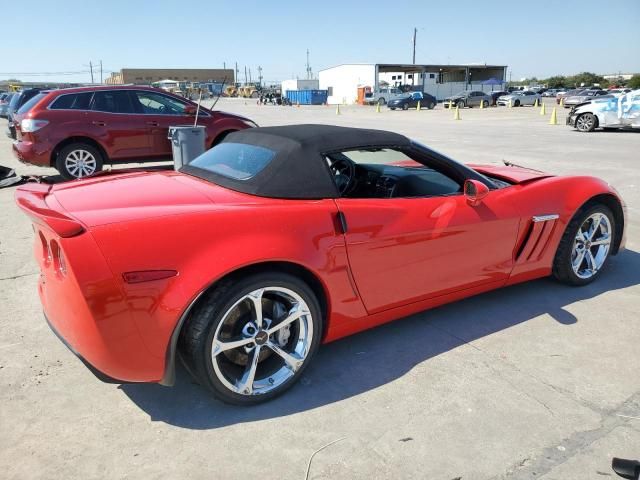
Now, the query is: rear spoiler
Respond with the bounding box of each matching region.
[15,183,85,237]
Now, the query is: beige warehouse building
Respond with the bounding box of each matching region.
[106,68,234,85]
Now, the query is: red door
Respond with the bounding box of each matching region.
[336,189,521,313]
[88,90,150,160]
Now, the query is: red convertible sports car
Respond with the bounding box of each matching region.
[16,125,626,405]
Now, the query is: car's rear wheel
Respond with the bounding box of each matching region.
[457,100,465,108]
[56,143,104,180]
[481,100,489,108]
[427,101,435,109]
[389,107,396,110]
[553,204,615,286]
[575,113,597,132]
[179,272,322,405]
[514,99,521,107]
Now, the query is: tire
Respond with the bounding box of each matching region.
[427,101,435,110]
[514,100,521,107]
[457,101,465,109]
[575,113,597,132]
[211,130,234,147]
[56,142,104,180]
[389,107,396,110]
[378,98,386,106]
[179,272,323,405]
[402,103,409,110]
[552,203,615,286]
[481,100,488,108]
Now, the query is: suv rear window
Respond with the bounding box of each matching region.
[189,142,275,180]
[50,92,93,110]
[17,93,47,114]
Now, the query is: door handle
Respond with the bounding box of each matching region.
[92,121,106,127]
[146,121,160,127]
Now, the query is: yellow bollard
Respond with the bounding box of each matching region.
[376,103,381,113]
[336,104,341,115]
[416,101,421,111]
[540,102,546,115]
[448,100,452,109]
[508,99,512,108]
[479,98,484,109]
[453,105,461,120]
[533,98,539,108]
[560,97,564,107]
[549,107,558,125]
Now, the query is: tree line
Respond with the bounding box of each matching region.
[512,72,640,90]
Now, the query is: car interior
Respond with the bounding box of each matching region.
[325,148,463,198]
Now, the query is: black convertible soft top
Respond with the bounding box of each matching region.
[181,124,411,199]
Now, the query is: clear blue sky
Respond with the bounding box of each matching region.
[3,0,639,84]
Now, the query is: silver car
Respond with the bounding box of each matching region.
[442,90,492,108]
[563,90,610,108]
[567,90,640,132]
[0,92,15,118]
[497,91,541,106]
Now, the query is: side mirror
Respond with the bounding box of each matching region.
[464,179,489,206]
[184,104,197,116]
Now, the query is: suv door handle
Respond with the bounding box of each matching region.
[92,121,106,127]
[146,121,160,127]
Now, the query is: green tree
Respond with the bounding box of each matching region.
[628,74,640,89]
[568,72,608,88]
[544,76,567,88]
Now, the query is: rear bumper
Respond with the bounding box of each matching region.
[12,139,51,167]
[44,312,125,384]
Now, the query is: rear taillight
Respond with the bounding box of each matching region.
[49,240,66,276]
[21,119,49,133]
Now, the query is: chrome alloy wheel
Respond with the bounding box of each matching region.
[211,287,313,396]
[65,149,97,178]
[571,212,612,279]
[576,113,596,132]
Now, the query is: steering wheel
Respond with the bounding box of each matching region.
[328,155,356,195]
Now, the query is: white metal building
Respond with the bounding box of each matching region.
[280,79,320,96]
[319,63,508,103]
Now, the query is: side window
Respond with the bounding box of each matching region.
[91,91,135,113]
[326,148,462,199]
[133,91,188,115]
[50,92,93,110]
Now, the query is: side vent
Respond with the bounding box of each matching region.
[515,215,559,262]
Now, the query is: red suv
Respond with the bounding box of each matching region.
[12,86,257,179]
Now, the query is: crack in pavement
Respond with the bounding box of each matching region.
[494,391,640,480]
[0,272,39,281]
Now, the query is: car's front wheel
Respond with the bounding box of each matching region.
[575,113,597,132]
[378,98,386,106]
[402,103,409,110]
[56,142,104,180]
[457,100,465,108]
[553,203,615,286]
[179,272,322,405]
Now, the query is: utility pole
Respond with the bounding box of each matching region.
[89,61,94,83]
[235,62,239,85]
[244,65,247,85]
[249,68,252,84]
[306,49,312,79]
[412,28,417,64]
[257,66,263,87]
[223,62,226,70]
[99,60,103,84]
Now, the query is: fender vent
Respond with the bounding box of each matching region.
[516,215,559,262]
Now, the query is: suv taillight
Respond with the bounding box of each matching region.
[21,119,49,133]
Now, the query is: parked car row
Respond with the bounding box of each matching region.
[6,85,257,179]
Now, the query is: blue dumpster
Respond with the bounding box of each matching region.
[285,90,328,105]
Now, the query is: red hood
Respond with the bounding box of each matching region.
[468,164,554,184]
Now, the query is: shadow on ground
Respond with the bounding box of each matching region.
[119,250,639,429]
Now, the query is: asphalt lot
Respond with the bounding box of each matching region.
[1,98,639,480]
